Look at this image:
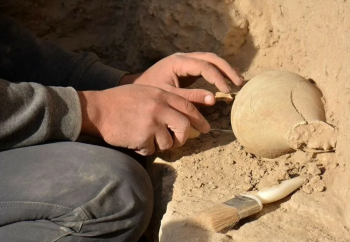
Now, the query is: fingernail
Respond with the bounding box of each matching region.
[204,95,215,104]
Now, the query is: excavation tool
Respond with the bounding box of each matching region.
[193,176,305,233]
[188,92,235,139]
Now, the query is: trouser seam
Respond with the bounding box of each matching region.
[0,201,72,214]
[73,206,90,233]
[74,206,93,234]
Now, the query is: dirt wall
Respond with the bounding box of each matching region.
[1,0,350,241]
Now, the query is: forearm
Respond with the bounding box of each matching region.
[0,14,128,90]
[0,79,81,150]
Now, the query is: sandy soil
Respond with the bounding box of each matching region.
[1,0,350,241]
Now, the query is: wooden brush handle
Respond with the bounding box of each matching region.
[214,92,234,104]
[255,176,305,204]
[188,126,202,139]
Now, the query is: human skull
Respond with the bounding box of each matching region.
[231,70,336,158]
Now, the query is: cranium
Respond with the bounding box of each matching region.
[231,70,336,158]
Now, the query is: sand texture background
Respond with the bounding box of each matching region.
[1,0,350,241]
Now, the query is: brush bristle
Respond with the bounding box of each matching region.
[192,204,240,233]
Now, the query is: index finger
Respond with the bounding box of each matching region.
[172,55,232,93]
[177,52,244,86]
[165,91,210,134]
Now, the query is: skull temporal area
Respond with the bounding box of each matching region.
[231,70,335,159]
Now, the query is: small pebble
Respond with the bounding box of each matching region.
[259,169,266,177]
[195,182,204,188]
[303,184,313,194]
[307,163,322,176]
[314,181,326,192]
[316,153,332,166]
[328,163,339,169]
[207,185,218,190]
[211,131,220,138]
[246,152,253,158]
[309,175,321,184]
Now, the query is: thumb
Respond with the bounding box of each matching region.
[169,87,215,105]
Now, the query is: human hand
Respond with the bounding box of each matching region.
[119,52,243,106]
[77,84,210,155]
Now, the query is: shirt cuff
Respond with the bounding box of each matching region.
[47,86,82,141]
[74,60,129,91]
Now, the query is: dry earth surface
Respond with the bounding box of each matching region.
[1,0,350,241]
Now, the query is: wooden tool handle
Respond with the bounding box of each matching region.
[188,92,235,139]
[189,126,201,139]
[255,176,305,204]
[214,92,234,104]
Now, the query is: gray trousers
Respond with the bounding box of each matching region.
[0,142,153,242]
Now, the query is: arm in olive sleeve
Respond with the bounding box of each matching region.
[0,79,82,150]
[0,14,129,150]
[0,14,128,91]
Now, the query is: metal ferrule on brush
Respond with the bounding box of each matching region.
[223,195,263,219]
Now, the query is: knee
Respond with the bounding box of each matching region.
[53,142,154,240]
[96,151,154,239]
[94,147,154,227]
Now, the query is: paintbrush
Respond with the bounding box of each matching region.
[193,176,305,233]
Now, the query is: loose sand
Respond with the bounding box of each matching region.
[1,0,350,241]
